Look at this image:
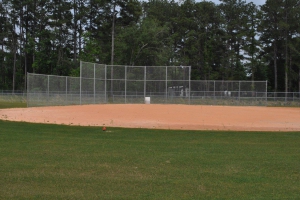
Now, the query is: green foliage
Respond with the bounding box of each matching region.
[80,32,107,63]
[115,18,171,66]
[0,101,27,109]
[1,120,300,199]
[0,0,300,92]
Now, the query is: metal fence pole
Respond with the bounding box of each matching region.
[144,66,146,98]
[166,66,168,103]
[94,63,96,104]
[266,80,268,105]
[214,80,216,102]
[66,76,68,105]
[125,65,127,104]
[188,66,191,104]
[80,61,82,105]
[238,81,240,101]
[105,65,107,103]
[47,75,50,106]
[27,73,29,107]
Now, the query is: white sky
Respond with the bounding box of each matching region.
[195,0,266,5]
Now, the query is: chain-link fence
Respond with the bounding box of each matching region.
[27,74,107,107]
[27,61,270,107]
[27,62,191,106]
[80,61,191,104]
[265,92,300,106]
[0,90,26,102]
[190,80,268,106]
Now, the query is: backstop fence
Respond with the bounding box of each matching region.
[27,61,268,107]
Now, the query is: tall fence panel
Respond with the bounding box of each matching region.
[80,62,106,105]
[27,61,270,107]
[27,73,49,107]
[80,62,191,104]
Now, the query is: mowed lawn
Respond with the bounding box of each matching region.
[0,101,27,109]
[0,120,300,199]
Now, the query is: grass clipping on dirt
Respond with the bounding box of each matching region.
[0,120,300,199]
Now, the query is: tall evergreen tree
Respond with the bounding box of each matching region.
[260,0,285,92]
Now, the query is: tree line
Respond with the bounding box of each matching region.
[1,0,300,93]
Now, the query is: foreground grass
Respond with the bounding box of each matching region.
[0,120,300,199]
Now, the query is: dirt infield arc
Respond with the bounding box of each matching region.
[1,104,300,131]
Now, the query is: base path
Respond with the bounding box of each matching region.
[1,104,300,131]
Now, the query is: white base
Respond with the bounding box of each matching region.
[145,97,150,104]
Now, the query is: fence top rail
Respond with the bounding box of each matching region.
[267,92,300,94]
[27,72,70,78]
[81,61,105,65]
[0,90,25,93]
[191,80,267,83]
[28,73,267,84]
[105,65,191,68]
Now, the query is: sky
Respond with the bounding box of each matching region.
[195,0,266,5]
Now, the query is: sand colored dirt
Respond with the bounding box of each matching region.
[1,104,300,131]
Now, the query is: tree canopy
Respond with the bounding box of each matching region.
[1,0,300,92]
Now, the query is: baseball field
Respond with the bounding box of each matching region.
[0,103,300,199]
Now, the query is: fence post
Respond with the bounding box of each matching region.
[266,80,268,105]
[94,63,96,104]
[214,80,216,104]
[166,66,168,103]
[238,81,240,101]
[26,73,29,107]
[47,75,50,106]
[188,66,191,104]
[66,76,68,105]
[125,65,127,104]
[105,65,107,103]
[80,61,82,105]
[144,66,146,98]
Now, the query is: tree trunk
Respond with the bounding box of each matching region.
[12,29,17,93]
[73,0,77,63]
[274,42,277,94]
[20,4,25,91]
[32,0,37,73]
[24,4,29,81]
[25,51,27,90]
[1,31,4,89]
[111,2,116,96]
[79,17,82,58]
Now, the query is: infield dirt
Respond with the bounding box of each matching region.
[0,104,300,131]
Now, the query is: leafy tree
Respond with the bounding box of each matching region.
[260,0,285,92]
[219,0,249,80]
[0,0,299,93]
[115,18,170,66]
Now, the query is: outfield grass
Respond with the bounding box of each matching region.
[0,120,300,199]
[0,101,27,109]
[0,94,27,109]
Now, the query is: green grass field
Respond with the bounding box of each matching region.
[0,120,300,199]
[0,101,27,109]
[0,94,27,109]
